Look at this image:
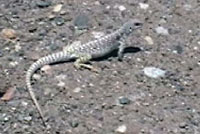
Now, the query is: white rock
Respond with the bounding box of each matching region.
[143,67,166,78]
[32,74,41,80]
[144,36,154,45]
[114,4,126,11]
[118,5,126,11]
[92,31,105,39]
[53,4,63,12]
[73,87,82,93]
[116,124,127,133]
[139,3,149,10]
[106,5,111,9]
[21,101,28,106]
[56,74,66,81]
[9,61,18,67]
[155,26,169,35]
[41,65,52,74]
[57,81,65,87]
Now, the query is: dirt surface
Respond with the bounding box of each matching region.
[0,0,200,134]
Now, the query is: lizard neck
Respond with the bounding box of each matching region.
[111,27,127,41]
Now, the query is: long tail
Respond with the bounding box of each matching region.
[26,51,72,126]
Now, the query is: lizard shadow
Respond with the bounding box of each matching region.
[94,46,142,61]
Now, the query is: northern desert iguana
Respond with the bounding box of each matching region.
[26,19,143,126]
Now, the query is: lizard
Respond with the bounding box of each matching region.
[25,19,143,126]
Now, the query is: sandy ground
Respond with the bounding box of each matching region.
[0,0,200,133]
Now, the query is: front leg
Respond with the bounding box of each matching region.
[74,54,99,72]
[118,39,126,61]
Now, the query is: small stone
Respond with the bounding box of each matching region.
[37,1,51,8]
[73,87,82,93]
[21,101,28,106]
[94,1,101,5]
[1,28,17,39]
[24,116,32,121]
[15,44,22,51]
[49,43,59,51]
[139,3,149,10]
[56,74,66,81]
[118,96,131,105]
[74,14,89,30]
[92,31,105,39]
[4,116,9,121]
[116,125,127,133]
[114,5,126,11]
[32,74,41,80]
[57,81,65,87]
[155,26,169,35]
[118,5,126,11]
[144,36,154,45]
[54,17,65,26]
[9,61,18,67]
[70,120,79,128]
[179,122,187,128]
[41,65,52,74]
[48,14,56,20]
[53,4,62,12]
[172,45,183,54]
[44,88,52,95]
[60,10,67,15]
[143,67,166,78]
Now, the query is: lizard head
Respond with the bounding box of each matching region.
[122,19,143,36]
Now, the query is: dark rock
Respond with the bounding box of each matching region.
[69,120,79,128]
[173,45,183,54]
[54,17,65,26]
[37,1,51,8]
[74,14,89,30]
[119,96,131,105]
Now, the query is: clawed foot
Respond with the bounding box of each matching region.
[74,63,99,73]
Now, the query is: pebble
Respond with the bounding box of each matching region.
[70,120,79,128]
[115,124,127,133]
[172,45,183,54]
[74,14,89,30]
[144,36,154,45]
[91,31,105,39]
[139,3,149,10]
[54,17,65,26]
[41,65,52,74]
[57,81,65,87]
[32,74,41,80]
[155,26,169,35]
[73,87,82,93]
[53,4,62,13]
[118,5,126,11]
[118,96,131,105]
[143,67,166,78]
[56,74,66,81]
[37,1,51,8]
[24,116,32,122]
[1,28,17,39]
[21,101,28,106]
[114,5,126,11]
[9,61,18,67]
[179,122,187,128]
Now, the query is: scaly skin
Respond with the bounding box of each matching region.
[25,19,143,126]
